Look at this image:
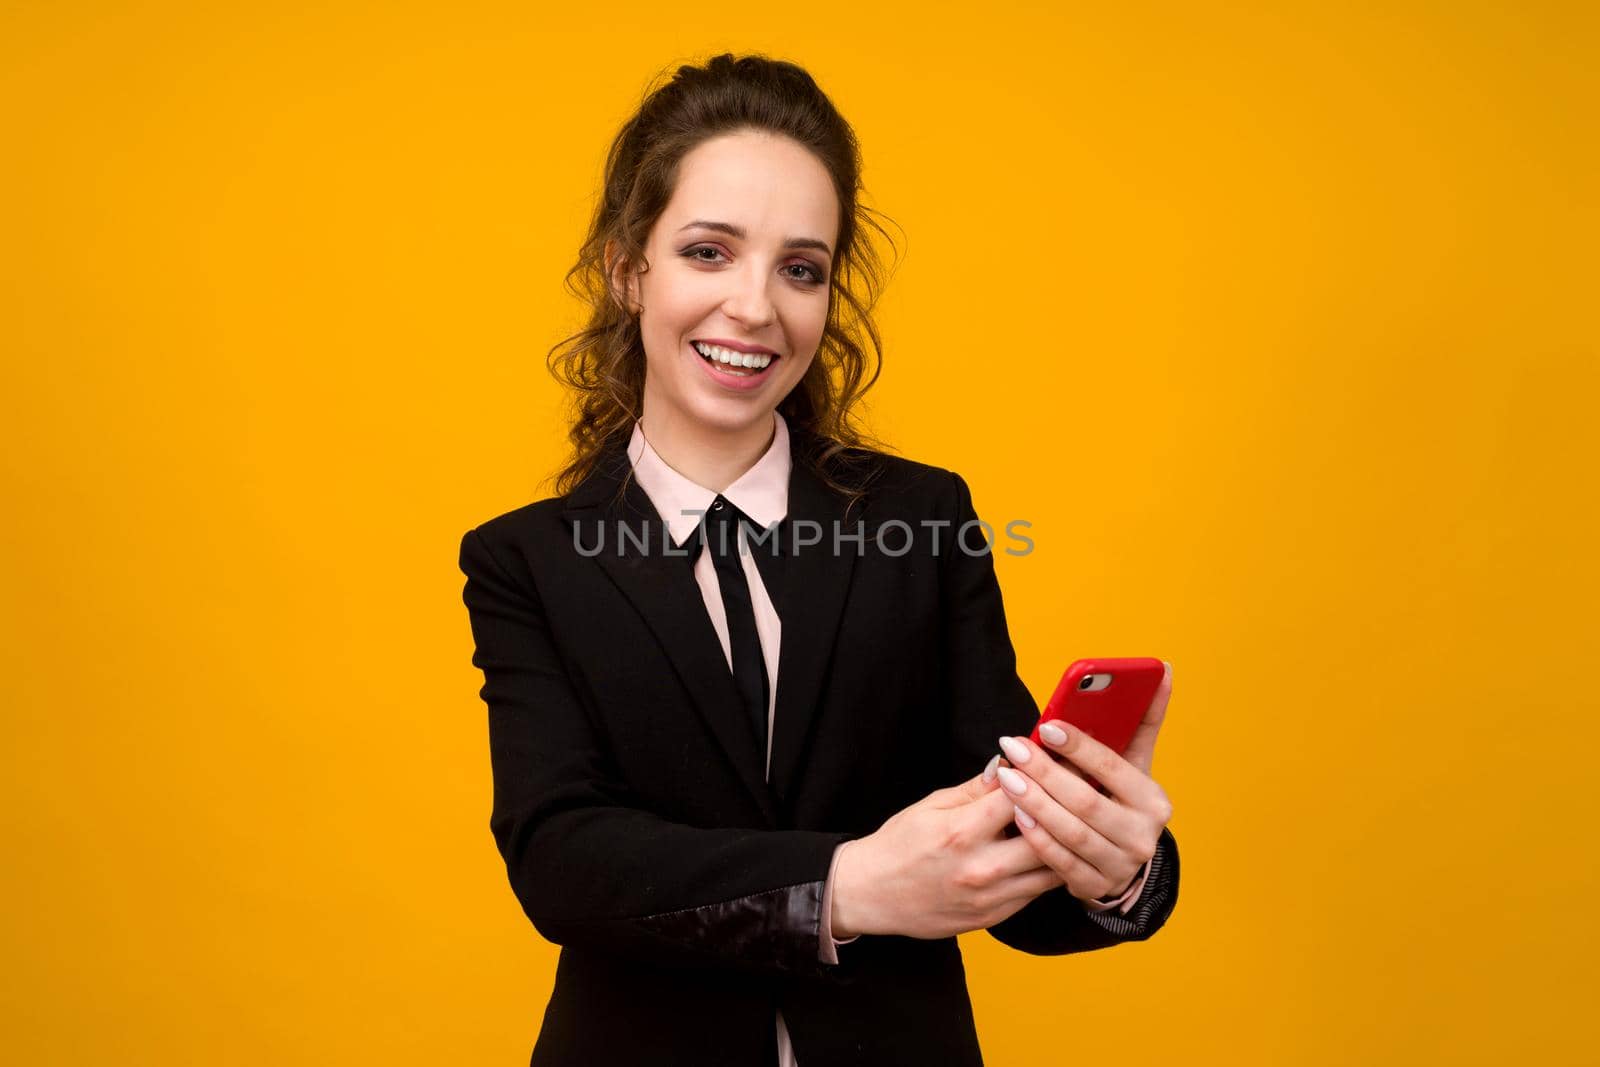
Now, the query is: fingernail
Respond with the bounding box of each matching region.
[997,736,1031,764]
[1013,804,1036,829]
[996,766,1028,797]
[1039,722,1068,745]
[982,753,1000,784]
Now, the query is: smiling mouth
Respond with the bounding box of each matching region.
[691,340,779,378]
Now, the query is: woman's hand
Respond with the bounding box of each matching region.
[831,768,1067,941]
[994,661,1175,903]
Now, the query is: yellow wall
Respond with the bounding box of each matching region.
[4,3,1594,1063]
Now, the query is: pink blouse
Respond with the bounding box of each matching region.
[626,411,1150,1066]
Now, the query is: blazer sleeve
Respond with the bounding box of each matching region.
[459,524,853,978]
[936,471,1180,954]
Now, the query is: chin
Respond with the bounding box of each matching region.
[686,394,779,432]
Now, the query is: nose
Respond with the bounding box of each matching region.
[720,261,778,331]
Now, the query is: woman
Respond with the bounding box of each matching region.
[459,53,1180,1066]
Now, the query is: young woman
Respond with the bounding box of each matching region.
[459,53,1180,1067]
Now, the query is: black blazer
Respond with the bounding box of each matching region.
[459,425,1180,1066]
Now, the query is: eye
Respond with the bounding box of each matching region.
[784,262,828,285]
[684,245,725,263]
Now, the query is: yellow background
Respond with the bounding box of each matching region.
[4,3,1595,1063]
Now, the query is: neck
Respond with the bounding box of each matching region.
[638,406,777,493]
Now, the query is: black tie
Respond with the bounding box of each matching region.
[698,495,771,761]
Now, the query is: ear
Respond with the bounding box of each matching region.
[604,238,641,316]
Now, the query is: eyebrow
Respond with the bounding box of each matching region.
[676,219,833,258]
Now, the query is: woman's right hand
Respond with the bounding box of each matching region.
[831,760,1067,940]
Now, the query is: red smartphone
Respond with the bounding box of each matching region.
[1027,658,1166,794]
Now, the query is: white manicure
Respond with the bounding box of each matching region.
[997,736,1030,764]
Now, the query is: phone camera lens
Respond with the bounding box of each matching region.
[1078,675,1094,690]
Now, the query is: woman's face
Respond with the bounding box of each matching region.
[624,129,839,437]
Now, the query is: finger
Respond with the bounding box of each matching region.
[962,777,1026,838]
[931,754,1014,809]
[999,735,1147,844]
[1034,716,1164,810]
[1009,805,1132,900]
[930,766,998,808]
[1037,745,1089,782]
[972,834,1063,879]
[995,761,1125,875]
[988,865,1066,903]
[1121,660,1172,776]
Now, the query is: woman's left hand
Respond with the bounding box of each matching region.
[991,661,1174,903]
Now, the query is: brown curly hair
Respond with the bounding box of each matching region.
[544,52,905,518]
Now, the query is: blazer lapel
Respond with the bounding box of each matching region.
[557,428,866,820]
[560,438,777,822]
[765,441,860,809]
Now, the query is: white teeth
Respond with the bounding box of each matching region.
[692,341,773,370]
